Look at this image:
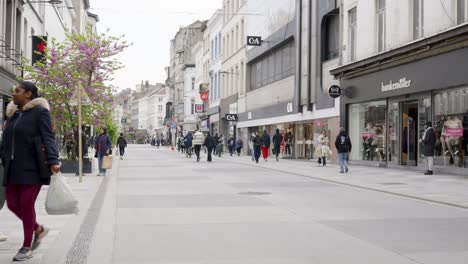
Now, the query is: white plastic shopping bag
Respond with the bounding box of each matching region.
[45,173,79,215]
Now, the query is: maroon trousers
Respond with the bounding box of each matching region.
[261,146,269,160]
[5,184,42,248]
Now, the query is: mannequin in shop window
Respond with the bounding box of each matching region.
[440,116,463,165]
[362,122,376,161]
[374,126,385,162]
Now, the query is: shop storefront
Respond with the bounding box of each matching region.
[336,45,468,173]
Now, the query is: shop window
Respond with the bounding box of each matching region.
[348,101,387,163]
[433,87,468,168]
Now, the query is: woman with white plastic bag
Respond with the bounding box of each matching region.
[0,82,61,261]
[45,172,79,215]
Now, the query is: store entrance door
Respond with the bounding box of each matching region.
[401,101,418,166]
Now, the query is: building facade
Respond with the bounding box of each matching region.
[207,9,223,136]
[331,0,468,173]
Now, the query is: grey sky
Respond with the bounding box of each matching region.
[92,0,220,90]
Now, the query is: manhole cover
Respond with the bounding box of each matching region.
[380,182,407,185]
[238,191,272,196]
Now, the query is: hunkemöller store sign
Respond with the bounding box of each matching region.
[381,77,412,92]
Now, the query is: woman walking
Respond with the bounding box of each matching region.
[316,130,330,166]
[1,81,60,261]
[95,128,112,176]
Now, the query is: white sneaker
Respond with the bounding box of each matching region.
[0,233,8,242]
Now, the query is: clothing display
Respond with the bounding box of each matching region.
[440,116,463,164]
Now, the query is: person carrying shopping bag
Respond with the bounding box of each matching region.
[95,128,112,176]
[1,81,60,261]
[316,130,330,166]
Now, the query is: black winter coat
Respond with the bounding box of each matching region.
[335,132,352,153]
[204,135,216,148]
[1,98,59,186]
[422,127,436,157]
[117,136,127,148]
[272,133,282,146]
[261,133,271,147]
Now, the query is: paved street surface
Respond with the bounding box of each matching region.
[2,145,468,264]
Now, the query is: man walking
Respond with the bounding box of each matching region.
[272,129,283,161]
[335,127,352,173]
[285,130,293,156]
[253,132,262,163]
[261,130,271,161]
[249,133,256,161]
[117,133,127,160]
[236,137,244,156]
[421,121,436,175]
[204,133,216,162]
[193,130,205,162]
[228,136,235,156]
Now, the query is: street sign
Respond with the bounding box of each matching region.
[247,36,262,46]
[328,85,342,98]
[200,91,209,101]
[225,114,238,122]
[194,104,205,113]
[70,84,92,106]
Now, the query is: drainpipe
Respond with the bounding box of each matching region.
[295,0,303,113]
[307,0,314,111]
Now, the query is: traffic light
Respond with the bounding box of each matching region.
[32,36,47,65]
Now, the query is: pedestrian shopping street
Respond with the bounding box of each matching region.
[2,145,468,264]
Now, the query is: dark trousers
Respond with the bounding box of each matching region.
[274,145,280,158]
[228,146,234,156]
[119,147,125,156]
[6,184,42,248]
[285,144,291,155]
[236,147,242,156]
[254,146,261,162]
[194,145,201,160]
[207,147,214,161]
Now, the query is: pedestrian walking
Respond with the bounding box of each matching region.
[253,132,262,163]
[217,134,224,157]
[261,130,271,161]
[421,121,436,175]
[272,129,282,161]
[249,133,256,161]
[156,138,161,148]
[204,133,216,162]
[184,132,193,158]
[228,137,235,156]
[316,130,330,166]
[1,81,60,261]
[335,127,352,173]
[236,137,244,156]
[116,133,127,160]
[193,130,205,162]
[95,128,112,176]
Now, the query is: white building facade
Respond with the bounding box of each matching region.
[331,0,468,173]
[207,9,223,136]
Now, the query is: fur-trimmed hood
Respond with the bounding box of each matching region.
[6,98,50,118]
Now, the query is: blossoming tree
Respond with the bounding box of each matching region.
[21,27,129,159]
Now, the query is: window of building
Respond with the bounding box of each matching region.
[240,61,244,94]
[191,99,195,115]
[235,24,239,51]
[191,77,195,90]
[158,97,163,102]
[158,117,163,126]
[377,0,386,52]
[211,39,214,59]
[231,29,235,54]
[323,10,339,61]
[348,8,357,61]
[457,0,467,24]
[218,33,222,56]
[227,34,230,57]
[218,71,222,99]
[241,20,245,46]
[158,105,163,113]
[413,0,424,39]
[249,41,296,92]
